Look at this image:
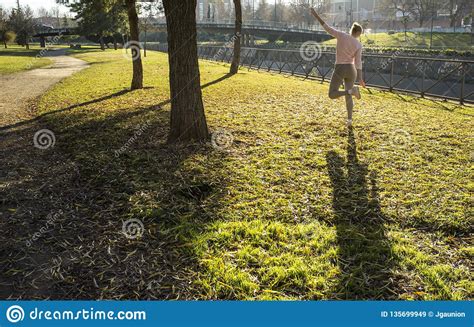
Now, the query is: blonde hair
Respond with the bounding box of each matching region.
[351,22,363,35]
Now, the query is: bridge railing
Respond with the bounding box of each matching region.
[35,28,76,36]
[152,44,474,104]
[154,19,325,33]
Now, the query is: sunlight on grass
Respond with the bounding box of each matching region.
[0,45,53,74]
[34,49,473,300]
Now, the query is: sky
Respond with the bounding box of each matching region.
[1,0,297,14]
[1,0,69,13]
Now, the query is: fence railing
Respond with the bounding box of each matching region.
[152,44,474,104]
[154,19,325,33]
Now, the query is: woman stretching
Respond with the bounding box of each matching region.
[310,8,366,127]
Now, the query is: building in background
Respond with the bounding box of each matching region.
[196,0,233,22]
[324,0,464,30]
[194,0,469,31]
[325,0,377,27]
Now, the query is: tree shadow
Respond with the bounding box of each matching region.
[0,50,42,57]
[383,91,470,115]
[326,128,397,299]
[201,73,234,88]
[0,89,134,132]
[0,71,235,133]
[0,87,229,299]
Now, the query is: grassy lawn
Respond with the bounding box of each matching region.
[0,45,53,74]
[323,32,474,49]
[1,49,472,300]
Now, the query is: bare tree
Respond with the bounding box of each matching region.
[256,0,270,21]
[230,0,242,75]
[213,0,231,21]
[378,0,414,30]
[289,0,314,26]
[401,16,410,39]
[138,0,162,57]
[51,6,61,28]
[273,0,288,22]
[36,7,50,23]
[449,0,471,31]
[242,0,254,21]
[392,0,413,38]
[162,0,209,143]
[412,0,431,27]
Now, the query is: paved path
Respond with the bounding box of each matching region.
[0,49,89,127]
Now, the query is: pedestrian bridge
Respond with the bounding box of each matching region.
[34,28,78,38]
[33,28,79,47]
[33,21,333,45]
[154,20,333,43]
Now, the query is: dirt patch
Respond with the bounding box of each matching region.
[0,49,89,127]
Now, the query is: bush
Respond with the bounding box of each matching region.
[0,30,16,47]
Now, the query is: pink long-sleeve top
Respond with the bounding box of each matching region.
[323,23,363,70]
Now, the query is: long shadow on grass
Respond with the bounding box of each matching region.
[0,89,133,132]
[0,92,227,299]
[0,50,43,57]
[0,73,234,133]
[326,128,397,299]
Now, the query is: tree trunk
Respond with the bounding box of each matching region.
[449,0,456,29]
[126,0,143,90]
[144,26,147,58]
[99,36,105,51]
[163,0,209,143]
[230,0,242,75]
[4,40,7,49]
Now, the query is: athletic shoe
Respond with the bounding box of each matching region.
[351,86,361,100]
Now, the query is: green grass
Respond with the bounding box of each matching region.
[324,32,473,49]
[0,45,54,74]
[3,49,472,300]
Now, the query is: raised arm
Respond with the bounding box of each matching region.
[310,8,341,38]
[310,8,325,26]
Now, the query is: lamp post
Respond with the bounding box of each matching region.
[350,0,353,26]
[429,0,434,49]
[471,16,473,45]
[274,0,277,23]
[253,0,255,21]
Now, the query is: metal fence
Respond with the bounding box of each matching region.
[152,44,474,104]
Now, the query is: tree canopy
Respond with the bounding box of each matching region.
[62,0,129,42]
